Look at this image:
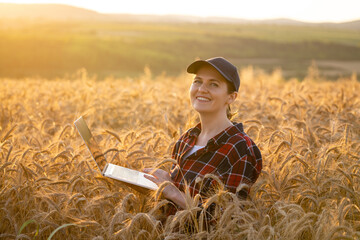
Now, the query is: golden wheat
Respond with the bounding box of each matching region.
[0,68,359,239]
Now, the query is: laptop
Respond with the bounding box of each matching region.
[74,116,158,192]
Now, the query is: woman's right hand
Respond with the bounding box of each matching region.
[143,168,187,209]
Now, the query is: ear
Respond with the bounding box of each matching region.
[226,92,237,105]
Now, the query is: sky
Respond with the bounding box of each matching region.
[3,0,360,23]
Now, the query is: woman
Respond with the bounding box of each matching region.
[144,57,262,211]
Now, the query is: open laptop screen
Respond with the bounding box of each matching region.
[74,116,107,172]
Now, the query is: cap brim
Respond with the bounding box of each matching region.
[187,60,232,85]
[186,60,212,74]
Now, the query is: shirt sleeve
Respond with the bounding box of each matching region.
[214,139,262,198]
[170,132,188,180]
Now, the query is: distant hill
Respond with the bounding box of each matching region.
[336,20,360,30]
[0,3,360,79]
[0,3,359,30]
[0,3,106,20]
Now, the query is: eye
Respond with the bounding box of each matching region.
[193,79,201,84]
[210,82,219,87]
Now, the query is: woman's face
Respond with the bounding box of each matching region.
[190,65,237,116]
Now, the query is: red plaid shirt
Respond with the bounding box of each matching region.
[170,122,262,199]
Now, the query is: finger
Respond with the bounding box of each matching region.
[145,168,161,176]
[152,169,170,180]
[142,168,152,173]
[152,168,169,175]
[144,174,159,185]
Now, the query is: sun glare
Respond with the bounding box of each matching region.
[2,0,360,22]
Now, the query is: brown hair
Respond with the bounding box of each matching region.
[225,81,237,120]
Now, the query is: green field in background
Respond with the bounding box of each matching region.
[1,20,360,79]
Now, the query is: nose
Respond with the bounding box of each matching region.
[197,83,208,92]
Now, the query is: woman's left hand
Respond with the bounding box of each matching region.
[143,168,186,209]
[143,168,172,185]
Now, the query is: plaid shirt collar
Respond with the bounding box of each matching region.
[188,122,244,149]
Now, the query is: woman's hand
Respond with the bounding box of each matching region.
[143,168,174,199]
[143,168,172,184]
[143,168,186,209]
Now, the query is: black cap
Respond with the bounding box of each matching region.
[187,57,240,92]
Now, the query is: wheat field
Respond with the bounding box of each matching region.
[0,67,359,239]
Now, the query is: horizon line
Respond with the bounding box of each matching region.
[1,2,359,24]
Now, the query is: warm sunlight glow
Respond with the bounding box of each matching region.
[3,0,360,23]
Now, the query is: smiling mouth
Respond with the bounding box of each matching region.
[196,96,211,102]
